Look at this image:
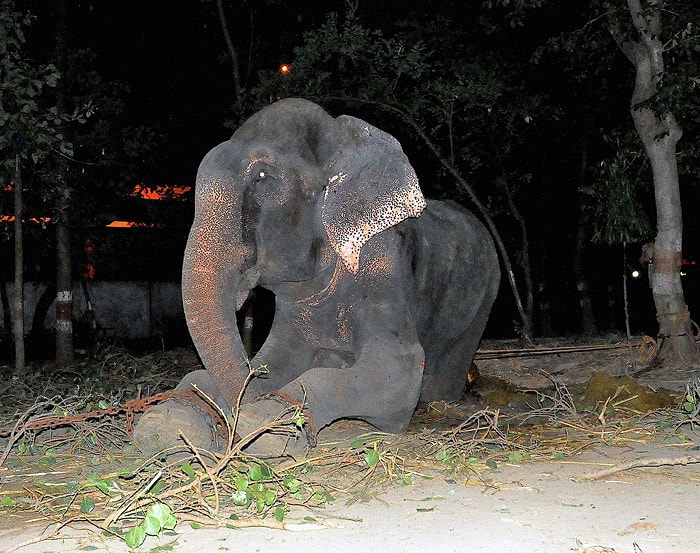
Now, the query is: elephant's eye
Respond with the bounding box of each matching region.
[252,170,268,185]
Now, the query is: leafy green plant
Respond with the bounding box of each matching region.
[584,133,651,246]
[680,379,700,429]
[229,462,278,513]
[682,393,696,414]
[80,497,95,514]
[87,472,122,498]
[506,451,531,463]
[364,448,380,467]
[433,444,462,470]
[124,503,177,549]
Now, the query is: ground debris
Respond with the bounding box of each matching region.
[1,337,699,551]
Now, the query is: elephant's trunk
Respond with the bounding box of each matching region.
[181,164,257,407]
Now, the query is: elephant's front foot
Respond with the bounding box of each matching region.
[133,396,226,458]
[234,398,312,459]
[133,394,313,459]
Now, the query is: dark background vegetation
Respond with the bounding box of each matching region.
[1,0,699,349]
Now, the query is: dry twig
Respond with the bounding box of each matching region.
[0,398,59,466]
[574,454,700,481]
[518,371,578,425]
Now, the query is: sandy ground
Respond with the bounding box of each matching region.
[3,437,698,553]
[2,338,700,553]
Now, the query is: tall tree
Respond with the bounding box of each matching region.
[491,0,698,347]
[12,155,24,373]
[2,1,141,366]
[53,0,73,366]
[1,0,66,372]
[608,0,699,365]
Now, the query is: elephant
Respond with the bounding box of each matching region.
[133,98,500,457]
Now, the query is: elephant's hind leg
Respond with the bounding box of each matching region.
[419,283,498,403]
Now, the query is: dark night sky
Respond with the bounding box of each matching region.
[71,3,238,184]
[55,2,344,184]
[71,2,321,185]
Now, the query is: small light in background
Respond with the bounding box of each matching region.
[631,269,641,279]
[279,63,291,75]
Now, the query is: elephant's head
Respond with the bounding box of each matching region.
[182,98,426,403]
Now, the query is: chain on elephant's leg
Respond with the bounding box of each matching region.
[132,370,230,458]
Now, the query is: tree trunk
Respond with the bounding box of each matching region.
[216,0,241,100]
[55,213,74,366]
[54,0,74,366]
[12,155,25,375]
[612,0,697,365]
[574,228,597,336]
[486,118,535,344]
[492,171,534,342]
[0,280,10,342]
[574,138,597,336]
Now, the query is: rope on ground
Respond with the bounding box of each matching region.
[636,335,657,363]
[475,341,641,360]
[654,310,700,367]
[692,318,700,341]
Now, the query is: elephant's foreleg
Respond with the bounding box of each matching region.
[277,341,425,433]
[133,370,230,456]
[246,322,318,394]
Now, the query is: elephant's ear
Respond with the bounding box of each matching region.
[321,115,426,274]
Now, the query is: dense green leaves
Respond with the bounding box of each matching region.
[124,503,177,548]
[584,133,652,245]
[0,1,66,176]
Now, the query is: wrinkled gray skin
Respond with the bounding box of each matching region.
[136,98,499,453]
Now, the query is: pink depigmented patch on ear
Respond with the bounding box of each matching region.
[325,177,426,274]
[338,240,361,275]
[403,183,426,217]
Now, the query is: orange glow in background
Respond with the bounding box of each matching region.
[106,221,166,229]
[131,184,191,200]
[1,215,51,224]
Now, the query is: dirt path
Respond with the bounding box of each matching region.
[2,337,700,553]
[3,436,699,553]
